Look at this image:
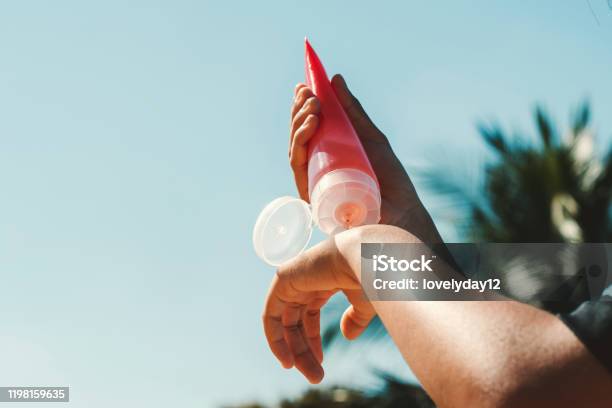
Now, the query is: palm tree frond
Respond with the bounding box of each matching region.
[571,101,590,135]
[535,106,556,147]
[478,123,508,155]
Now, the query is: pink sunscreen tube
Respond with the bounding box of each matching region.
[252,40,382,266]
[304,39,381,234]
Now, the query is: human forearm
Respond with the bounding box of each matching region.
[336,225,612,407]
[372,299,611,407]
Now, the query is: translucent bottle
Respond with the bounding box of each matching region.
[253,40,381,266]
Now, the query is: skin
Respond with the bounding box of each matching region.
[263,74,612,407]
[289,74,443,244]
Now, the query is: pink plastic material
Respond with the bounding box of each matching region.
[304,39,379,196]
[304,39,381,231]
[252,40,383,266]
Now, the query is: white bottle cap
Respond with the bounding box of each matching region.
[253,169,381,266]
[253,196,313,266]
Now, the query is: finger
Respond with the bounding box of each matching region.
[263,269,315,370]
[290,97,320,139]
[302,308,322,363]
[290,114,319,201]
[302,290,334,364]
[291,86,315,120]
[340,304,376,340]
[289,86,315,160]
[262,277,294,369]
[295,82,306,96]
[290,114,319,167]
[282,302,324,384]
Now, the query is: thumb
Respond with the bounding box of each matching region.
[331,74,370,125]
[331,74,386,143]
[340,303,376,340]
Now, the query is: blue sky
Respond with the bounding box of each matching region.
[1,1,611,407]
